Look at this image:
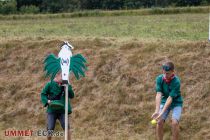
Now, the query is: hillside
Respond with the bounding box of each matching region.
[0,38,209,140]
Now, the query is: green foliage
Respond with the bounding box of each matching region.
[0,0,208,14]
[20,5,40,14]
[40,0,74,13]
[0,0,208,15]
[0,0,17,14]
[16,0,42,10]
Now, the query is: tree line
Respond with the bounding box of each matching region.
[0,0,209,14]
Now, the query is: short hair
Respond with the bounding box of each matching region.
[162,61,174,71]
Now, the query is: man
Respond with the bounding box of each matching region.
[41,72,74,140]
[151,61,183,140]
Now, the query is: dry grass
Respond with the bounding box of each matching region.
[0,38,210,140]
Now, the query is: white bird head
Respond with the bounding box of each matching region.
[58,41,74,84]
[58,41,73,58]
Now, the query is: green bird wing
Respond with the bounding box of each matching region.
[44,54,61,81]
[70,54,88,80]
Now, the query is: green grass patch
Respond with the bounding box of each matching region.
[0,13,208,41]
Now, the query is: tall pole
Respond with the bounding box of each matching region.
[58,41,74,140]
[64,84,68,140]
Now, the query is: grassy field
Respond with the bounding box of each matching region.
[0,9,210,140]
[0,13,208,41]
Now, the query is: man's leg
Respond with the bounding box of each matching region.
[156,119,164,140]
[156,105,170,140]
[47,113,56,140]
[171,119,179,140]
[59,113,71,140]
[47,135,52,140]
[171,106,182,140]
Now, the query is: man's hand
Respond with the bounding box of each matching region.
[154,96,172,120]
[44,100,51,107]
[151,112,159,119]
[154,112,163,120]
[152,93,162,120]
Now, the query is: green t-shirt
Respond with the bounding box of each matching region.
[156,74,183,108]
[40,81,74,114]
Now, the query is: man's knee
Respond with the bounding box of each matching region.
[157,119,164,127]
[171,119,179,127]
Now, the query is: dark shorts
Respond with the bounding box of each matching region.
[47,113,70,131]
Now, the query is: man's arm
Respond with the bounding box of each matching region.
[40,83,50,107]
[151,92,162,119]
[152,75,163,119]
[155,92,162,113]
[156,96,172,120]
